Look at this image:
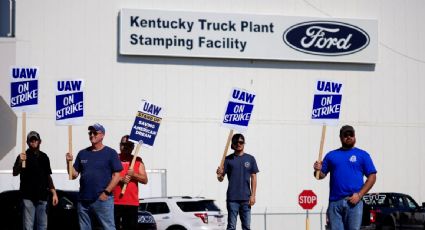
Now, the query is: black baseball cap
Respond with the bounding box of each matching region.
[340,125,355,136]
[27,131,41,142]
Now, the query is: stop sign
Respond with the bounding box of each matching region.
[298,190,317,210]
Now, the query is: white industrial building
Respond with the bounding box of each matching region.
[1,1,425,229]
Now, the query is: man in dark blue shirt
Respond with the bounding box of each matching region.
[314,125,377,230]
[217,133,259,230]
[66,123,122,230]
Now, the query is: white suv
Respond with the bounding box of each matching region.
[139,196,225,230]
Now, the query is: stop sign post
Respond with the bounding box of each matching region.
[298,190,317,230]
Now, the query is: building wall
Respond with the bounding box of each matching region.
[1,0,425,228]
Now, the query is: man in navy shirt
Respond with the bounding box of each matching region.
[314,125,377,230]
[217,134,259,230]
[66,123,122,230]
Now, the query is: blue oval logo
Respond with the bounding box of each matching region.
[283,21,370,56]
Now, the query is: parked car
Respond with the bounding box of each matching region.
[139,196,225,230]
[326,192,425,230]
[137,210,158,230]
[0,189,157,230]
[0,189,80,230]
[361,192,425,229]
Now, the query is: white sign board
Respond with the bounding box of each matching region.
[222,87,256,132]
[311,80,343,126]
[55,79,84,125]
[120,9,378,63]
[129,100,164,147]
[10,67,39,112]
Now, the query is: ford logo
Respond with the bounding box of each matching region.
[283,21,370,56]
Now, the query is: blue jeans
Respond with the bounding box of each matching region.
[328,198,363,230]
[22,199,48,230]
[226,201,251,230]
[78,196,115,230]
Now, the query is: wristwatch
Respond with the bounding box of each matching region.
[103,190,111,196]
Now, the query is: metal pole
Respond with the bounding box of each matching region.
[264,207,267,230]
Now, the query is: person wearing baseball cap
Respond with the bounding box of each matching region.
[313,125,377,230]
[13,131,58,230]
[66,123,122,230]
[88,123,105,134]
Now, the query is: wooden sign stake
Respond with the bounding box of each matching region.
[21,112,26,168]
[315,125,327,179]
[219,129,234,169]
[68,125,73,180]
[121,142,142,195]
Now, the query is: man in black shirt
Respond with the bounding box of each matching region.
[13,131,58,230]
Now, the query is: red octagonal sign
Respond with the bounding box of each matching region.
[298,190,317,210]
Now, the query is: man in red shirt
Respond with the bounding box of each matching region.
[113,135,148,230]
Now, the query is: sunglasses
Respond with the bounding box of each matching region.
[233,141,245,145]
[88,131,100,136]
[342,132,355,138]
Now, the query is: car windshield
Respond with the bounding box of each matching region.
[176,200,221,212]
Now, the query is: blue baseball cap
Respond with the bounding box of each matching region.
[88,123,105,134]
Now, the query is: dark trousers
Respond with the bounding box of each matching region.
[114,205,138,230]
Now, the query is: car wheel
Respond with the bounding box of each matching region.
[380,216,397,230]
[166,226,187,230]
[381,223,396,230]
[381,226,395,230]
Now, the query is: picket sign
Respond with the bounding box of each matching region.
[218,87,256,174]
[311,80,343,179]
[55,79,85,180]
[123,100,164,195]
[10,67,40,168]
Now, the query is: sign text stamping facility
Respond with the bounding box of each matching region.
[120,9,378,63]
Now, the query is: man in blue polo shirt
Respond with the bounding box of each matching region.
[66,123,122,230]
[314,125,377,230]
[216,133,259,230]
